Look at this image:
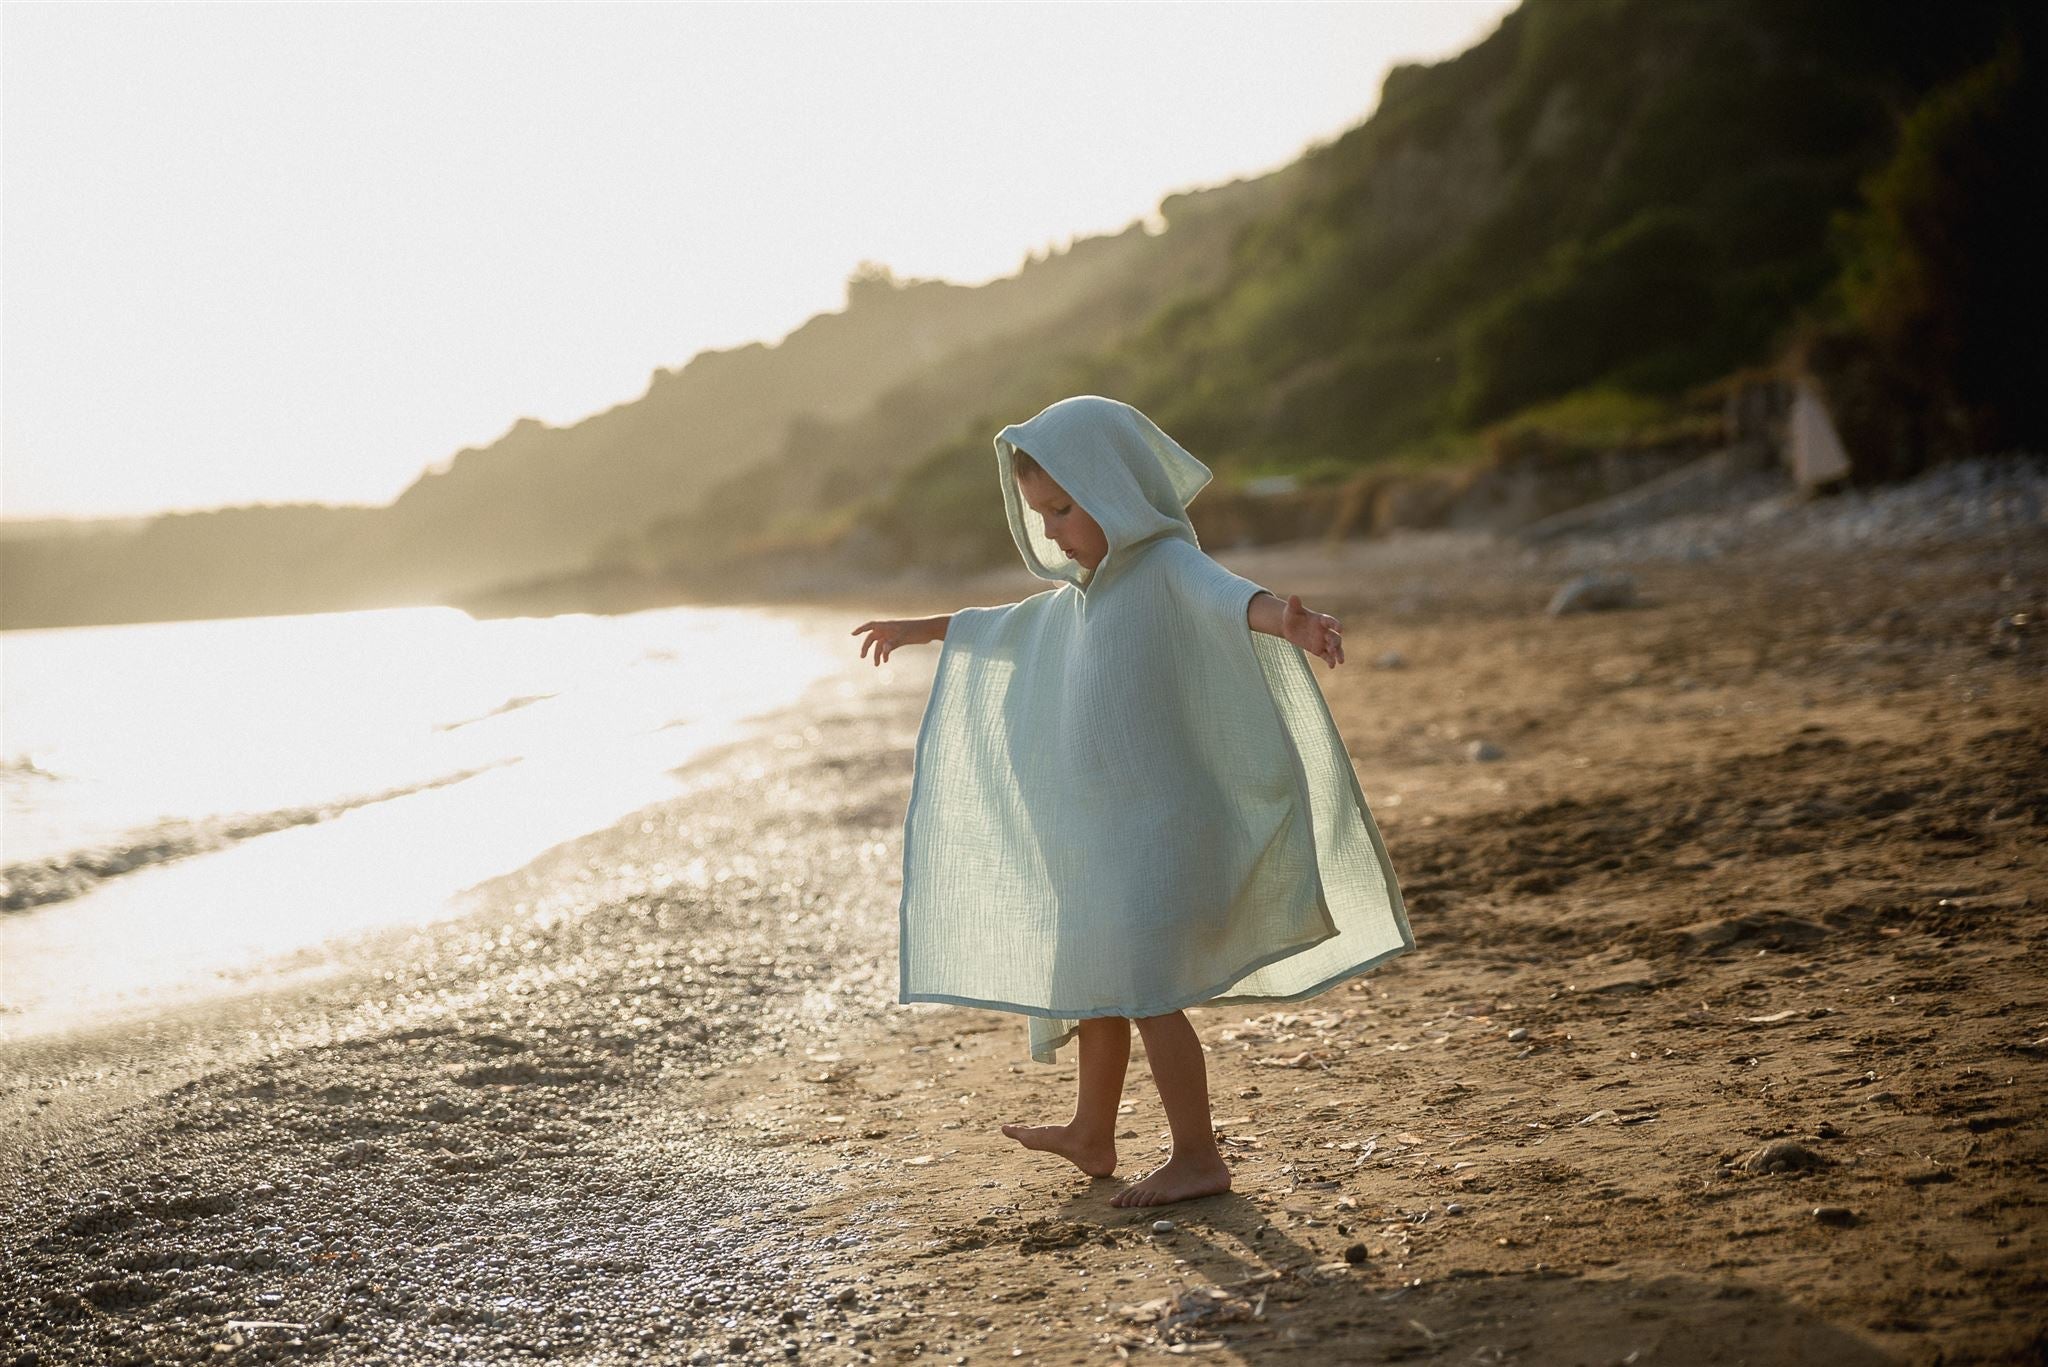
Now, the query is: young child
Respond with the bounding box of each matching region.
[851,394,1413,1208]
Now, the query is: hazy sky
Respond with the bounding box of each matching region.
[2,0,1514,521]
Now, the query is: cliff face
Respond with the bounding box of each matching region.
[1108,0,2033,461]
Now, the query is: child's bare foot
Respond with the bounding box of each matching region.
[1108,1153,1232,1207]
[999,1122,1117,1177]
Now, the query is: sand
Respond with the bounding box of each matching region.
[3,513,2044,1367]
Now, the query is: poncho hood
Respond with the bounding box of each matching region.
[994,395,1212,594]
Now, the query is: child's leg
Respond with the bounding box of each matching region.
[1000,1016,1128,1177]
[1110,1010,1233,1207]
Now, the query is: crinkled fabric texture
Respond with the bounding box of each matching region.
[896,396,1414,1064]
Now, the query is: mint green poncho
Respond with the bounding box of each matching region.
[897,395,1414,1065]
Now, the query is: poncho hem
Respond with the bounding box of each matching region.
[899,920,1339,1026]
[1011,934,1418,1063]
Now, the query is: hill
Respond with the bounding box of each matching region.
[0,172,1283,630]
[690,0,2039,588]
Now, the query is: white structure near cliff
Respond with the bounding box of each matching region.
[1788,378,1853,492]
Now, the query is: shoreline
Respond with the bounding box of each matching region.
[1,658,941,1365]
[3,522,2044,1366]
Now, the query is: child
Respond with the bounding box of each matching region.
[851,395,1413,1208]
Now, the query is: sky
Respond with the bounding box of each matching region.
[1,0,1515,522]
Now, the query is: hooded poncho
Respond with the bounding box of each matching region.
[897,395,1413,1064]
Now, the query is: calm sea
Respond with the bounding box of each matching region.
[0,602,864,1037]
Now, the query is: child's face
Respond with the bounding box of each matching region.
[1015,466,1108,571]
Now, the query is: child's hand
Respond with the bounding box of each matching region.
[850,618,925,666]
[1280,594,1344,668]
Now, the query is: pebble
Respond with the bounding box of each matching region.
[1506,1027,1529,1042]
[1742,1140,1829,1175]
[1467,739,1505,762]
[1813,1205,1857,1227]
[1151,1219,1175,1234]
[1445,1202,1465,1216]
[1343,1243,1369,1265]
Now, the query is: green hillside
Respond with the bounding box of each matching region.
[648,0,2039,584]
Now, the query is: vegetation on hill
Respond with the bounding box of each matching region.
[1802,22,2046,479]
[645,0,2039,583]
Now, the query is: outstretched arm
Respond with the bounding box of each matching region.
[850,614,951,666]
[1247,591,1344,668]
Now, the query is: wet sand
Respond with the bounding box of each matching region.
[3,521,2044,1367]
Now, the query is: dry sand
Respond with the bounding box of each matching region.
[3,513,2044,1367]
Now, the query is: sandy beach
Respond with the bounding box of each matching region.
[4,472,2044,1366]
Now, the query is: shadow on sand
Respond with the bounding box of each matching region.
[1048,1186,1901,1366]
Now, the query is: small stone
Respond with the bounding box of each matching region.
[1506,1028,1529,1042]
[1445,1202,1465,1216]
[1343,1243,1369,1265]
[1151,1219,1175,1234]
[1467,739,1505,762]
[1812,1205,1856,1227]
[1741,1140,1829,1175]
